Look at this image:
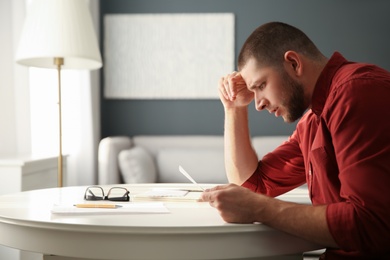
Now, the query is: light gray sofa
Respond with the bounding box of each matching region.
[98,135,289,185]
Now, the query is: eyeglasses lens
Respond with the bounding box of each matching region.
[85,187,104,200]
[107,188,130,201]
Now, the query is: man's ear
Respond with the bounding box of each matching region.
[284,51,302,76]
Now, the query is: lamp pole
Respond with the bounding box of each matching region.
[54,57,64,187]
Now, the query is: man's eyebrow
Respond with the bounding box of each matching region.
[247,82,258,90]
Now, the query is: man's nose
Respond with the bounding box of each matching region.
[256,99,268,111]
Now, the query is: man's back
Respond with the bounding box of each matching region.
[295,52,390,258]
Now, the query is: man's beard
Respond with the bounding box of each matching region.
[280,70,307,123]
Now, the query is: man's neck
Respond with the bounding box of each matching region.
[303,55,328,109]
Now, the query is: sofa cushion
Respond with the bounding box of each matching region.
[118,147,157,183]
[156,148,228,184]
[98,136,132,184]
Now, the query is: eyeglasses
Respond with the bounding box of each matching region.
[84,186,130,202]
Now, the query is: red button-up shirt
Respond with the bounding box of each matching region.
[243,52,390,259]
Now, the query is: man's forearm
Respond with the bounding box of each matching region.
[224,107,258,184]
[260,196,338,248]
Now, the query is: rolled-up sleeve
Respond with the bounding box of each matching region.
[242,133,306,197]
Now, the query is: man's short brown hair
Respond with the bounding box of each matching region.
[238,22,322,71]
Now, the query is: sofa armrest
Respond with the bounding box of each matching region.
[252,136,290,159]
[98,136,132,185]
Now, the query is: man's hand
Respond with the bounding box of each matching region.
[200,184,266,223]
[219,72,254,109]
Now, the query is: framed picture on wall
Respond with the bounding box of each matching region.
[104,13,235,99]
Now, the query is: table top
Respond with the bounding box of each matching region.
[0,183,321,260]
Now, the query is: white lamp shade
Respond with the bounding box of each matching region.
[16,0,102,70]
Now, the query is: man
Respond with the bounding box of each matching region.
[201,22,390,259]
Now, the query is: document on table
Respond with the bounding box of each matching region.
[51,202,170,215]
[133,188,202,202]
[133,166,204,202]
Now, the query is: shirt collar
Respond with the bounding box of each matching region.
[311,52,348,115]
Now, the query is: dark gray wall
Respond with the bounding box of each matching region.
[100,0,390,138]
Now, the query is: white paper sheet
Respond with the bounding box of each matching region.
[134,189,202,202]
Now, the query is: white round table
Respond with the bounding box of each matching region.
[0,184,321,260]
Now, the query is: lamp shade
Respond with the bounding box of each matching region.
[16,0,102,70]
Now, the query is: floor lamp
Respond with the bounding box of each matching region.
[15,0,102,187]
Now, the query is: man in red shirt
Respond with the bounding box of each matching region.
[201,22,390,259]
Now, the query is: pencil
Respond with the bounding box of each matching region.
[73,204,122,209]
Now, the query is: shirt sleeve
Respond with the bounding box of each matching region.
[325,74,390,254]
[242,132,306,197]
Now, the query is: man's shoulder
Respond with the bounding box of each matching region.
[332,61,390,89]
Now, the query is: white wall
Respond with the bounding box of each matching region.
[0,0,31,156]
[0,0,17,156]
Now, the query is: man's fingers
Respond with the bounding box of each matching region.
[200,184,236,203]
[227,72,240,100]
[219,77,230,101]
[225,77,235,100]
[200,185,224,202]
[219,72,245,102]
